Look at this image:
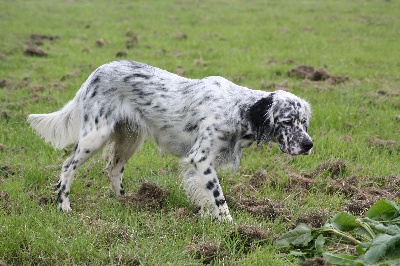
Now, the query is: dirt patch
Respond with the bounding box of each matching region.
[116,50,128,58]
[286,169,315,191]
[295,209,331,228]
[126,36,138,49]
[186,242,219,264]
[0,191,12,214]
[29,34,59,45]
[307,160,347,178]
[261,80,289,91]
[173,207,192,219]
[24,45,48,57]
[0,144,9,153]
[377,89,400,97]
[287,65,348,84]
[118,181,169,209]
[368,137,397,150]
[248,170,269,188]
[226,195,290,221]
[28,85,45,92]
[326,179,359,197]
[174,67,185,77]
[301,257,333,266]
[1,165,15,178]
[175,33,188,40]
[343,185,399,216]
[0,79,11,88]
[229,225,269,252]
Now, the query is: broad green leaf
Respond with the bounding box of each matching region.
[276,223,313,247]
[361,217,400,236]
[322,252,358,266]
[366,199,399,221]
[357,234,400,264]
[331,212,358,232]
[315,234,325,253]
[356,242,370,255]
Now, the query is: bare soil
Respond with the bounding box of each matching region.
[226,195,290,221]
[301,257,333,266]
[230,225,270,251]
[287,65,348,84]
[24,45,48,57]
[118,181,169,209]
[186,242,219,264]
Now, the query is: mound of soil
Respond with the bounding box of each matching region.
[186,242,219,264]
[1,165,15,178]
[295,209,330,228]
[226,195,289,221]
[29,34,59,45]
[307,160,347,178]
[24,45,47,57]
[302,258,333,266]
[118,181,169,209]
[287,65,348,84]
[368,137,397,149]
[230,225,269,252]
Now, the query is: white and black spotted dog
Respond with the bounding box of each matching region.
[28,60,313,221]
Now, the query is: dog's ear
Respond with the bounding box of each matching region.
[247,94,275,144]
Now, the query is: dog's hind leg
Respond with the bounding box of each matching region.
[57,126,112,211]
[106,123,145,196]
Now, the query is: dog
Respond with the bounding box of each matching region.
[27,60,313,221]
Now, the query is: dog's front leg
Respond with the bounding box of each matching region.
[183,146,233,222]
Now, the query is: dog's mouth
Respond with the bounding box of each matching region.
[299,148,313,155]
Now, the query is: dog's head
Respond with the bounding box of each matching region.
[248,90,313,155]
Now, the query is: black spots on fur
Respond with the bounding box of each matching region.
[120,166,125,173]
[206,180,215,190]
[61,184,66,191]
[73,165,77,170]
[103,87,118,96]
[184,122,198,132]
[56,182,61,189]
[123,73,151,82]
[95,117,99,125]
[120,189,125,196]
[215,198,226,207]
[91,90,97,98]
[160,124,173,131]
[90,76,101,86]
[213,81,221,87]
[84,114,89,122]
[203,168,212,175]
[57,191,63,203]
[99,107,105,117]
[85,149,91,154]
[213,189,220,198]
[198,156,207,163]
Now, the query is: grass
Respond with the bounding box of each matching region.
[1,0,399,265]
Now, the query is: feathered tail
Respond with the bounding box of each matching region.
[27,94,81,149]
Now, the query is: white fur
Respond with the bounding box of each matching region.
[28,60,312,221]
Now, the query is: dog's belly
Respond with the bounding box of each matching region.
[151,128,195,157]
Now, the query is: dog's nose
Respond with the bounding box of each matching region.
[301,139,313,151]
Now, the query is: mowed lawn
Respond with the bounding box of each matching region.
[0,0,399,265]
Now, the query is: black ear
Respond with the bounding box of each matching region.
[247,94,275,144]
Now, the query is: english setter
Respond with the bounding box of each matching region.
[27,60,313,221]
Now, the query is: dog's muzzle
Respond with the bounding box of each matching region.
[300,138,313,155]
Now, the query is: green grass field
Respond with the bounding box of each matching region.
[1,0,399,265]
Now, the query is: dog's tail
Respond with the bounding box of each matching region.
[27,93,81,150]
